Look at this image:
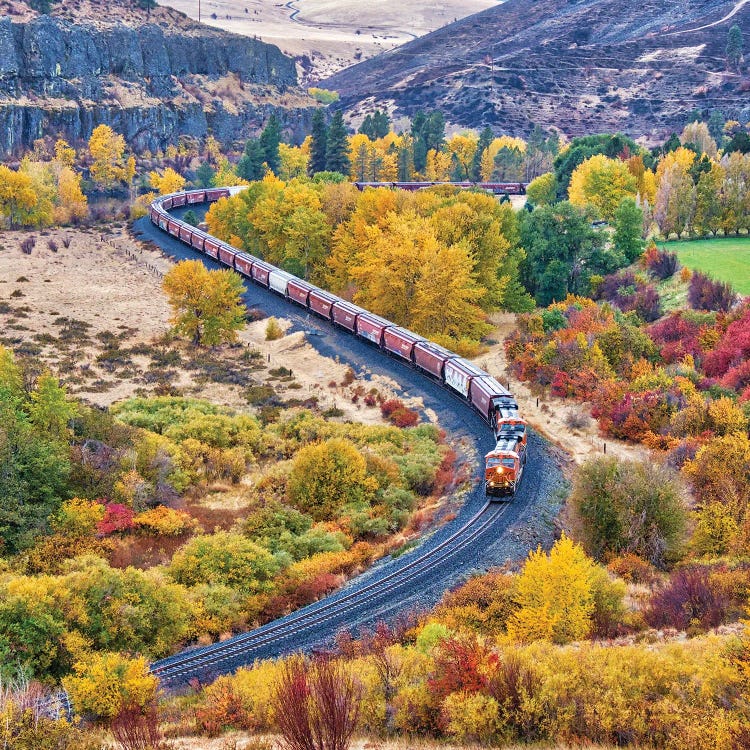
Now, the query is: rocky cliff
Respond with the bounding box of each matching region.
[0,4,316,155]
[324,0,750,141]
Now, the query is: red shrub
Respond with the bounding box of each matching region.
[428,635,490,700]
[703,306,750,377]
[380,398,419,427]
[644,246,679,280]
[96,503,135,536]
[648,313,702,364]
[688,271,736,312]
[380,398,404,417]
[645,566,729,631]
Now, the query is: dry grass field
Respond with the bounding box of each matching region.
[161,0,499,81]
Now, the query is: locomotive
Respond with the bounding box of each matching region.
[149,188,527,498]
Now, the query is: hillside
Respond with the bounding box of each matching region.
[323,0,750,140]
[0,0,316,156]
[161,0,499,83]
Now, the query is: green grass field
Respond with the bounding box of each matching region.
[664,237,750,295]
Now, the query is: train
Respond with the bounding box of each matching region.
[149,188,528,498]
[353,181,527,195]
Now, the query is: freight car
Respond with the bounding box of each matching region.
[352,181,527,195]
[150,188,527,499]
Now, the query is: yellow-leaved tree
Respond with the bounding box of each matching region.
[88,124,134,190]
[55,166,88,224]
[507,534,596,644]
[162,260,246,346]
[149,166,186,195]
[446,133,478,180]
[0,165,38,228]
[569,154,637,221]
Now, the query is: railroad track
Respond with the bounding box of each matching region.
[152,498,506,686]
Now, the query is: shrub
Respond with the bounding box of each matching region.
[20,237,35,254]
[265,317,283,341]
[645,566,729,631]
[133,506,199,536]
[688,271,735,312]
[96,503,136,535]
[569,457,688,567]
[595,270,662,322]
[47,239,58,253]
[643,245,679,279]
[62,235,72,248]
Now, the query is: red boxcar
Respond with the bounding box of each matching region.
[217,244,236,267]
[331,301,362,331]
[171,194,187,207]
[149,207,160,224]
[206,188,230,202]
[413,341,457,379]
[287,279,314,307]
[204,238,220,259]
[309,289,337,319]
[179,226,192,243]
[187,190,206,204]
[383,327,423,361]
[251,261,272,287]
[167,220,180,237]
[161,197,174,210]
[356,313,393,346]
[234,253,254,277]
[190,232,205,252]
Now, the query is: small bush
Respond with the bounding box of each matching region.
[688,271,735,312]
[341,367,356,386]
[643,245,679,279]
[265,317,283,341]
[645,566,729,631]
[62,235,72,248]
[20,237,35,254]
[47,239,58,252]
[564,409,591,430]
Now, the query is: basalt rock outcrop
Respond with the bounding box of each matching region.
[0,8,315,155]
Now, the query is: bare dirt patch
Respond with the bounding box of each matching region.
[0,227,396,425]
[471,312,649,466]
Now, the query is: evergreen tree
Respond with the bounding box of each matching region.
[259,114,282,175]
[707,110,725,142]
[237,139,266,182]
[325,112,351,176]
[359,114,375,139]
[411,110,445,173]
[726,24,743,72]
[309,109,328,176]
[372,110,390,138]
[194,161,216,188]
[471,127,493,181]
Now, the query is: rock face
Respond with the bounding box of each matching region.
[323,0,750,141]
[0,13,315,155]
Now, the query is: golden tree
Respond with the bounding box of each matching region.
[568,154,637,221]
[88,124,133,189]
[0,165,39,228]
[148,166,186,195]
[162,260,246,346]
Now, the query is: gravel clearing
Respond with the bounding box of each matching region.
[135,214,568,686]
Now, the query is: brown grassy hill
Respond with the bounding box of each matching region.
[323,0,750,140]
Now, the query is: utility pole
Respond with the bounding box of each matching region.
[198,0,201,23]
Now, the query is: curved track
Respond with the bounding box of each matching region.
[122,209,565,689]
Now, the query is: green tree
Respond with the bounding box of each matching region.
[612,197,644,262]
[519,202,612,304]
[260,114,282,175]
[287,438,375,521]
[162,260,246,346]
[309,109,328,175]
[411,110,445,173]
[28,372,78,442]
[726,24,743,72]
[570,457,687,567]
[325,112,351,175]
[237,138,267,182]
[193,161,216,188]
